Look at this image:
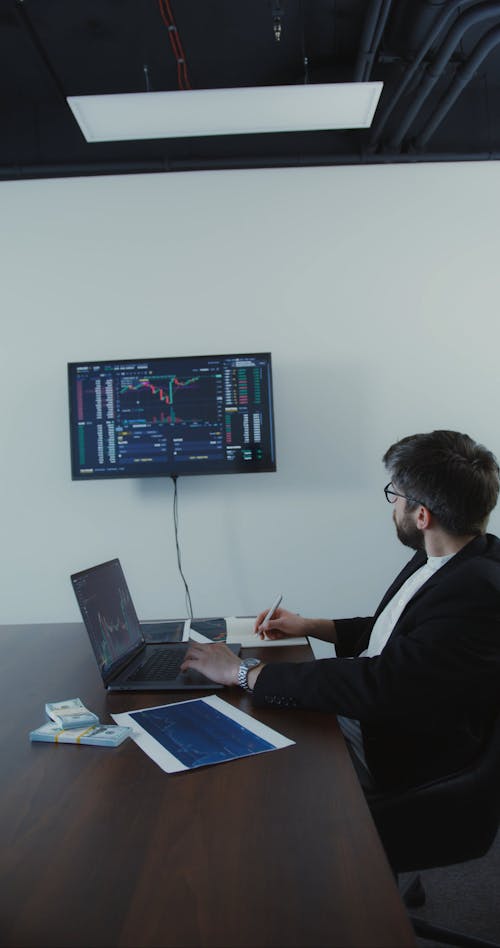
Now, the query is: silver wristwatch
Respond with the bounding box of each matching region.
[237,657,261,692]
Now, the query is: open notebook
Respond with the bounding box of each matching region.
[188,616,308,648]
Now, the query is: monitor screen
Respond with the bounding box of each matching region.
[68,352,276,480]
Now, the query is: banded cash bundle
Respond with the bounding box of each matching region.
[29,697,131,747]
[29,722,131,746]
[45,697,99,729]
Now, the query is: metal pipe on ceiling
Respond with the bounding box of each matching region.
[415,23,500,147]
[368,0,491,150]
[354,0,394,82]
[388,0,500,149]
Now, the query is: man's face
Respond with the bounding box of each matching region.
[393,501,425,551]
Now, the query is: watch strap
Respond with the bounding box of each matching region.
[237,662,256,692]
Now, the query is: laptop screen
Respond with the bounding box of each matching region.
[71,559,143,680]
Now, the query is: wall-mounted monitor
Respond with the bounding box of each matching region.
[68,352,276,480]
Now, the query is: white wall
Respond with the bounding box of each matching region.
[2,161,500,625]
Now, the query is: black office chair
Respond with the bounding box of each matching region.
[369,708,500,948]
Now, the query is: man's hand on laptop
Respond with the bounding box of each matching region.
[181,641,264,689]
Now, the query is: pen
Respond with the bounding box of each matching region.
[261,593,283,628]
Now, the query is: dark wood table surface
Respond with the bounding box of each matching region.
[0,623,415,948]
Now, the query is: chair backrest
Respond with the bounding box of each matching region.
[369,707,500,873]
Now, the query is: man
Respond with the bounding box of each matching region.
[182,430,500,792]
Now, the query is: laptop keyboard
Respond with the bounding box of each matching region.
[127,646,188,682]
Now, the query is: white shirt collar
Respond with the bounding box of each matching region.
[426,552,455,571]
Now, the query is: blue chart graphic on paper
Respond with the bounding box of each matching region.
[129,700,275,768]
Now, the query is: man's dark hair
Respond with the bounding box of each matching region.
[383,430,500,536]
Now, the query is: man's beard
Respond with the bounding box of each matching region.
[393,509,425,551]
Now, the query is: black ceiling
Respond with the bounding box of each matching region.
[3,0,500,181]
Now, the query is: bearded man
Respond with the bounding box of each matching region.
[182,430,500,793]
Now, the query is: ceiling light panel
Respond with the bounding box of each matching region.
[67,82,384,142]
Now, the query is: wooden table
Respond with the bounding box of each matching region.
[0,623,415,947]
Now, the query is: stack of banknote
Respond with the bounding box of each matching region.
[29,697,131,746]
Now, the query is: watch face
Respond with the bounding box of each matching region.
[243,657,260,669]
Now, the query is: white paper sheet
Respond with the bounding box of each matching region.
[112,694,294,773]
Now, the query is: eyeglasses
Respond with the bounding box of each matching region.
[384,482,425,508]
[384,482,410,504]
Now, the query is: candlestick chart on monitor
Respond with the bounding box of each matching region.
[68,352,276,479]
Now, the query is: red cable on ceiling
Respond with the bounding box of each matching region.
[158,0,192,90]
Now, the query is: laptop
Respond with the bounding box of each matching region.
[71,558,240,692]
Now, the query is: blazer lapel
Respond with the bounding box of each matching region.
[373,534,488,625]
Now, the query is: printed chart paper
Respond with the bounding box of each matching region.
[112,695,294,773]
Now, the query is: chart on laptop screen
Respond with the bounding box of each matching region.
[72,561,139,674]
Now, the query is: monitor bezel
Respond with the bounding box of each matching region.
[68,351,277,481]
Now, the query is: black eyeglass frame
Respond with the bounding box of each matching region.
[384,481,425,508]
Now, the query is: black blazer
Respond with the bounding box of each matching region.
[252,534,500,790]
